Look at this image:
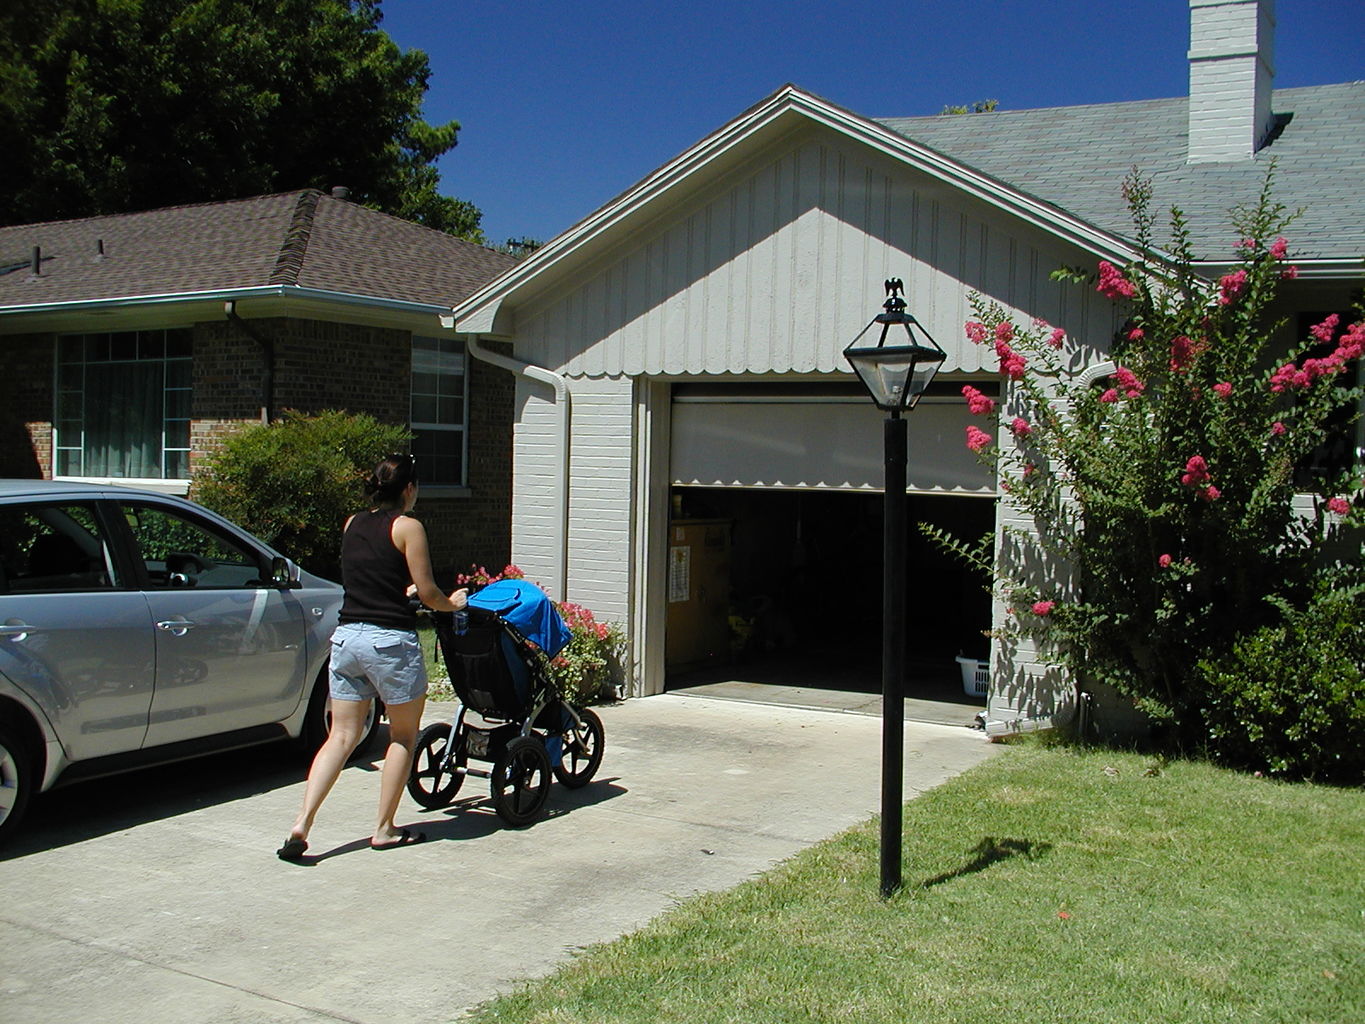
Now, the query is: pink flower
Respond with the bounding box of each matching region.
[1001,353,1027,380]
[1009,417,1033,438]
[1311,314,1341,344]
[1099,388,1119,403]
[1235,237,1256,250]
[965,425,993,452]
[1158,554,1172,568]
[1048,327,1066,349]
[1212,381,1233,398]
[1201,485,1221,502]
[1269,236,1289,260]
[1338,322,1365,361]
[1023,462,1039,478]
[1218,269,1248,305]
[1271,421,1287,436]
[1127,327,1144,341]
[1096,260,1136,300]
[1112,366,1145,398]
[1180,455,1211,488]
[995,321,1015,344]
[1327,497,1351,515]
[1280,265,1299,280]
[1031,600,1055,616]
[964,321,989,344]
[961,385,996,416]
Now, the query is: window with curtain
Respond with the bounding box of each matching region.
[410,335,467,486]
[54,329,192,480]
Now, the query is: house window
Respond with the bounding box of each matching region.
[54,329,193,480]
[410,336,467,486]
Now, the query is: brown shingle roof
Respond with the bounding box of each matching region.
[0,190,516,310]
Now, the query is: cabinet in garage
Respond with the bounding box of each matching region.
[664,518,732,670]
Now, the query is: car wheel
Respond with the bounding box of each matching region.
[301,676,382,759]
[0,720,36,847]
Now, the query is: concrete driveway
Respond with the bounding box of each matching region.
[0,694,997,1023]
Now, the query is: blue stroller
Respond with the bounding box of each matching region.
[406,579,605,826]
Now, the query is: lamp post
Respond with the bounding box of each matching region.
[843,278,947,898]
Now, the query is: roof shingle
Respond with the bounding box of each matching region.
[878,82,1365,261]
[0,190,516,309]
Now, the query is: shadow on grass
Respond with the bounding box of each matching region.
[919,836,1052,889]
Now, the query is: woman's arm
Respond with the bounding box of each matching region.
[391,516,467,612]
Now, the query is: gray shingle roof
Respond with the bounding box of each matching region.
[878,82,1365,262]
[0,191,516,310]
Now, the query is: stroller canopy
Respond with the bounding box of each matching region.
[468,579,572,658]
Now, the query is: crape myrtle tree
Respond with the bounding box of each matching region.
[0,0,483,239]
[933,171,1364,780]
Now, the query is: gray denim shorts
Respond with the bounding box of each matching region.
[328,622,428,705]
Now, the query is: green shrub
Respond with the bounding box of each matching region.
[190,410,410,580]
[1198,572,1365,782]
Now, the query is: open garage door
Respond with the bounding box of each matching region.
[670,386,995,494]
[664,384,996,724]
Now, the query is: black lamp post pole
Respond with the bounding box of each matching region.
[880,409,907,898]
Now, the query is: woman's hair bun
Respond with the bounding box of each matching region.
[366,452,418,502]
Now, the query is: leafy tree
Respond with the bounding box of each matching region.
[935,170,1364,773]
[0,0,483,239]
[940,99,999,114]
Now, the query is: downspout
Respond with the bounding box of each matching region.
[447,324,571,601]
[224,301,275,424]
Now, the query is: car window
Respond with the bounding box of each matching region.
[0,503,119,593]
[122,503,266,589]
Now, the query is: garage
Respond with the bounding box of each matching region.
[663,382,996,711]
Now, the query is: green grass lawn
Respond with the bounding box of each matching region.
[464,742,1363,1024]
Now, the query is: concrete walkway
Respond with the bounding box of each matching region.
[1,694,997,1023]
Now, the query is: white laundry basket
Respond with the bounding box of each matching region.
[955,656,989,697]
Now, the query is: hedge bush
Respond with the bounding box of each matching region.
[190,410,410,580]
[1198,571,1365,782]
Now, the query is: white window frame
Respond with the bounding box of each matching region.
[52,328,193,491]
[410,335,470,493]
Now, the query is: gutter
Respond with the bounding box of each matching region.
[0,283,455,319]
[441,318,571,601]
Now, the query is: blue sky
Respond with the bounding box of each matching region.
[378,1,1364,246]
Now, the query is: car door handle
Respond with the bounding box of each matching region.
[155,619,198,636]
[0,622,34,642]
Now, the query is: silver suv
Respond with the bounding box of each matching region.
[0,480,362,845]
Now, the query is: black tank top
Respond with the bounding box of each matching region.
[338,510,416,629]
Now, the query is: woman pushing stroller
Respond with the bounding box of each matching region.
[277,454,467,859]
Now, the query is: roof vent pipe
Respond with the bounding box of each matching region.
[95,239,105,260]
[330,186,350,200]
[30,246,40,275]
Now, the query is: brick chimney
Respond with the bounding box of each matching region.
[1187,0,1276,163]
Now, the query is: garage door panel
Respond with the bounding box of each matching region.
[670,400,994,492]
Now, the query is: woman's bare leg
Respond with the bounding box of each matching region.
[289,698,371,843]
[372,695,426,846]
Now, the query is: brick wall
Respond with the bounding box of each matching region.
[0,317,513,583]
[1,333,52,477]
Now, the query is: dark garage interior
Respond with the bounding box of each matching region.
[665,486,994,709]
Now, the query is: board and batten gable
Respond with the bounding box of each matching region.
[508,128,1124,379]
[495,117,1128,708]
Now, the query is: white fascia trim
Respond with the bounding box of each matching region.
[0,284,452,319]
[450,85,1142,334]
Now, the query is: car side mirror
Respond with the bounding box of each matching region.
[271,556,303,589]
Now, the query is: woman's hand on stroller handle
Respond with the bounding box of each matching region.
[406,583,469,612]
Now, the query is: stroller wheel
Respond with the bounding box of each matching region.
[491,736,551,826]
[553,707,604,789]
[407,723,464,809]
